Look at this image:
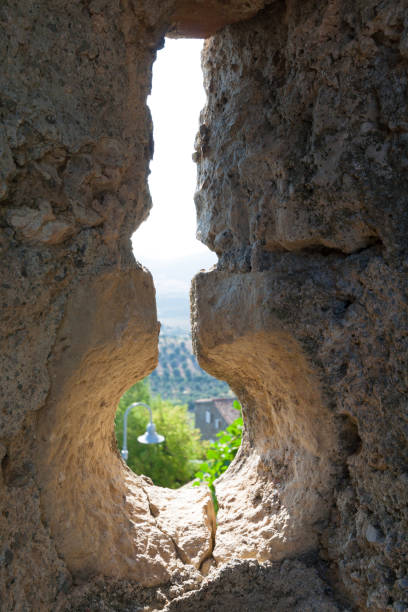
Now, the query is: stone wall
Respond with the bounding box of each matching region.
[1,0,407,610]
[0,1,223,607]
[192,0,408,609]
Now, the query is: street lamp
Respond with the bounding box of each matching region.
[120,402,165,463]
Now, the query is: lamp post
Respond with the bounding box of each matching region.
[120,402,165,463]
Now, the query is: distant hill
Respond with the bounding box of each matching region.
[138,252,228,404]
[141,251,218,331]
[148,333,232,407]
[156,295,191,331]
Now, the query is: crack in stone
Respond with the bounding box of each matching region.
[141,483,190,566]
[140,481,217,571]
[198,494,217,573]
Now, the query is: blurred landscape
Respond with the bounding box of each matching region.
[139,251,217,331]
[148,332,232,407]
[136,250,231,407]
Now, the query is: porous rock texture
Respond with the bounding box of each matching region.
[0,0,225,609]
[1,0,407,611]
[163,558,347,612]
[192,0,408,609]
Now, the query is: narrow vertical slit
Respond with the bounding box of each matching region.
[115,38,239,490]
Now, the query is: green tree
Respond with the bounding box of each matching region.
[115,380,206,488]
[194,400,243,511]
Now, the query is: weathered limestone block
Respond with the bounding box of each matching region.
[191,262,358,565]
[1,0,407,608]
[192,0,408,608]
[164,558,345,611]
[0,0,163,601]
[1,0,245,607]
[195,0,408,261]
[147,483,216,569]
[33,266,174,583]
[167,0,271,38]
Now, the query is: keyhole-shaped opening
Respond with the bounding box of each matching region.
[114,38,239,491]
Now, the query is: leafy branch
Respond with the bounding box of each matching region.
[193,400,243,512]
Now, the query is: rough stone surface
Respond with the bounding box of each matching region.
[192,0,408,609]
[1,0,407,610]
[60,558,348,611]
[167,0,270,38]
[0,0,223,607]
[146,483,216,570]
[164,558,349,612]
[195,0,408,262]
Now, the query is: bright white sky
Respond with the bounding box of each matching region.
[132,38,215,266]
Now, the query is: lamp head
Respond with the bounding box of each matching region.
[138,421,165,445]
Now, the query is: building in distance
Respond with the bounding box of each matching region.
[194,397,238,441]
